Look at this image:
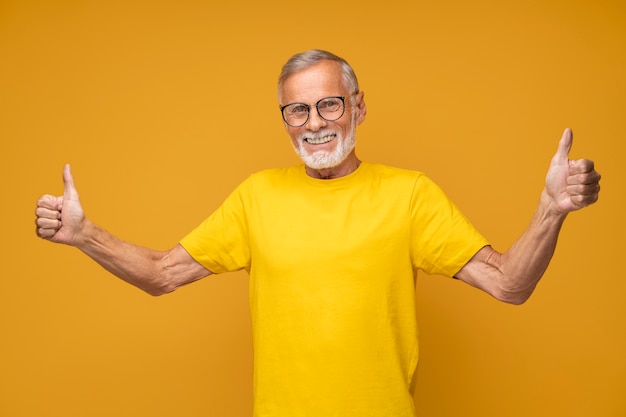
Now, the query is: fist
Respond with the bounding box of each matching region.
[35,164,85,245]
[545,128,601,214]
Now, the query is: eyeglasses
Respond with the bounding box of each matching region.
[280,95,353,127]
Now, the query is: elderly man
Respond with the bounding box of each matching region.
[35,49,600,416]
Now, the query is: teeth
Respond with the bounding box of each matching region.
[305,135,335,145]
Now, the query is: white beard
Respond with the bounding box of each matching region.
[293,112,357,170]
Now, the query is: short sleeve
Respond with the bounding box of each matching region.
[409,175,489,277]
[179,179,252,274]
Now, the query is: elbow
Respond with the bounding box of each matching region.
[145,282,179,297]
[493,285,535,305]
[143,254,181,296]
[141,277,179,297]
[498,293,530,306]
[142,287,176,297]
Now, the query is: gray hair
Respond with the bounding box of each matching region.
[277,49,360,100]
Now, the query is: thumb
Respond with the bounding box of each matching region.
[62,164,80,201]
[553,128,573,165]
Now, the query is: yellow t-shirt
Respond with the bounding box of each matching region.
[180,162,488,417]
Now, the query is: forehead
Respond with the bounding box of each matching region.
[280,60,346,104]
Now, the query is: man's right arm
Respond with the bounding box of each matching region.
[35,165,212,296]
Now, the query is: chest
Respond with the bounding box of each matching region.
[247,186,413,272]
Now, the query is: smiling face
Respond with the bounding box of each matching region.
[279,60,366,179]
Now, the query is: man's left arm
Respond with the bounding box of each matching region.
[454,128,601,304]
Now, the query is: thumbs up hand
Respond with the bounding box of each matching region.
[545,128,601,215]
[36,164,86,245]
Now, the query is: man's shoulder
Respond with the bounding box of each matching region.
[362,162,426,182]
[247,165,302,182]
[235,165,304,192]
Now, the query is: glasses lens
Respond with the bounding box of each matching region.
[281,96,347,127]
[282,103,309,127]
[317,97,345,121]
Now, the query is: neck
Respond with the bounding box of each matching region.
[305,153,361,179]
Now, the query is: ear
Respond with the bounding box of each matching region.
[354,91,367,125]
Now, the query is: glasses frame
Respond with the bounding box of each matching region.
[280,94,354,127]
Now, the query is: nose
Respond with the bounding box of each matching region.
[305,106,328,131]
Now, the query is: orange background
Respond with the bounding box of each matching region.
[1,1,624,416]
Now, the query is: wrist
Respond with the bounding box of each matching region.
[72,217,94,249]
[539,188,569,222]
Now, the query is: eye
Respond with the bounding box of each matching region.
[288,104,308,115]
[319,97,342,111]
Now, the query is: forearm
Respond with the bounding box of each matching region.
[457,129,600,304]
[458,189,568,304]
[495,189,567,303]
[74,219,174,296]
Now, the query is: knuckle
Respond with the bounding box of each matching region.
[37,195,55,208]
[570,160,594,174]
